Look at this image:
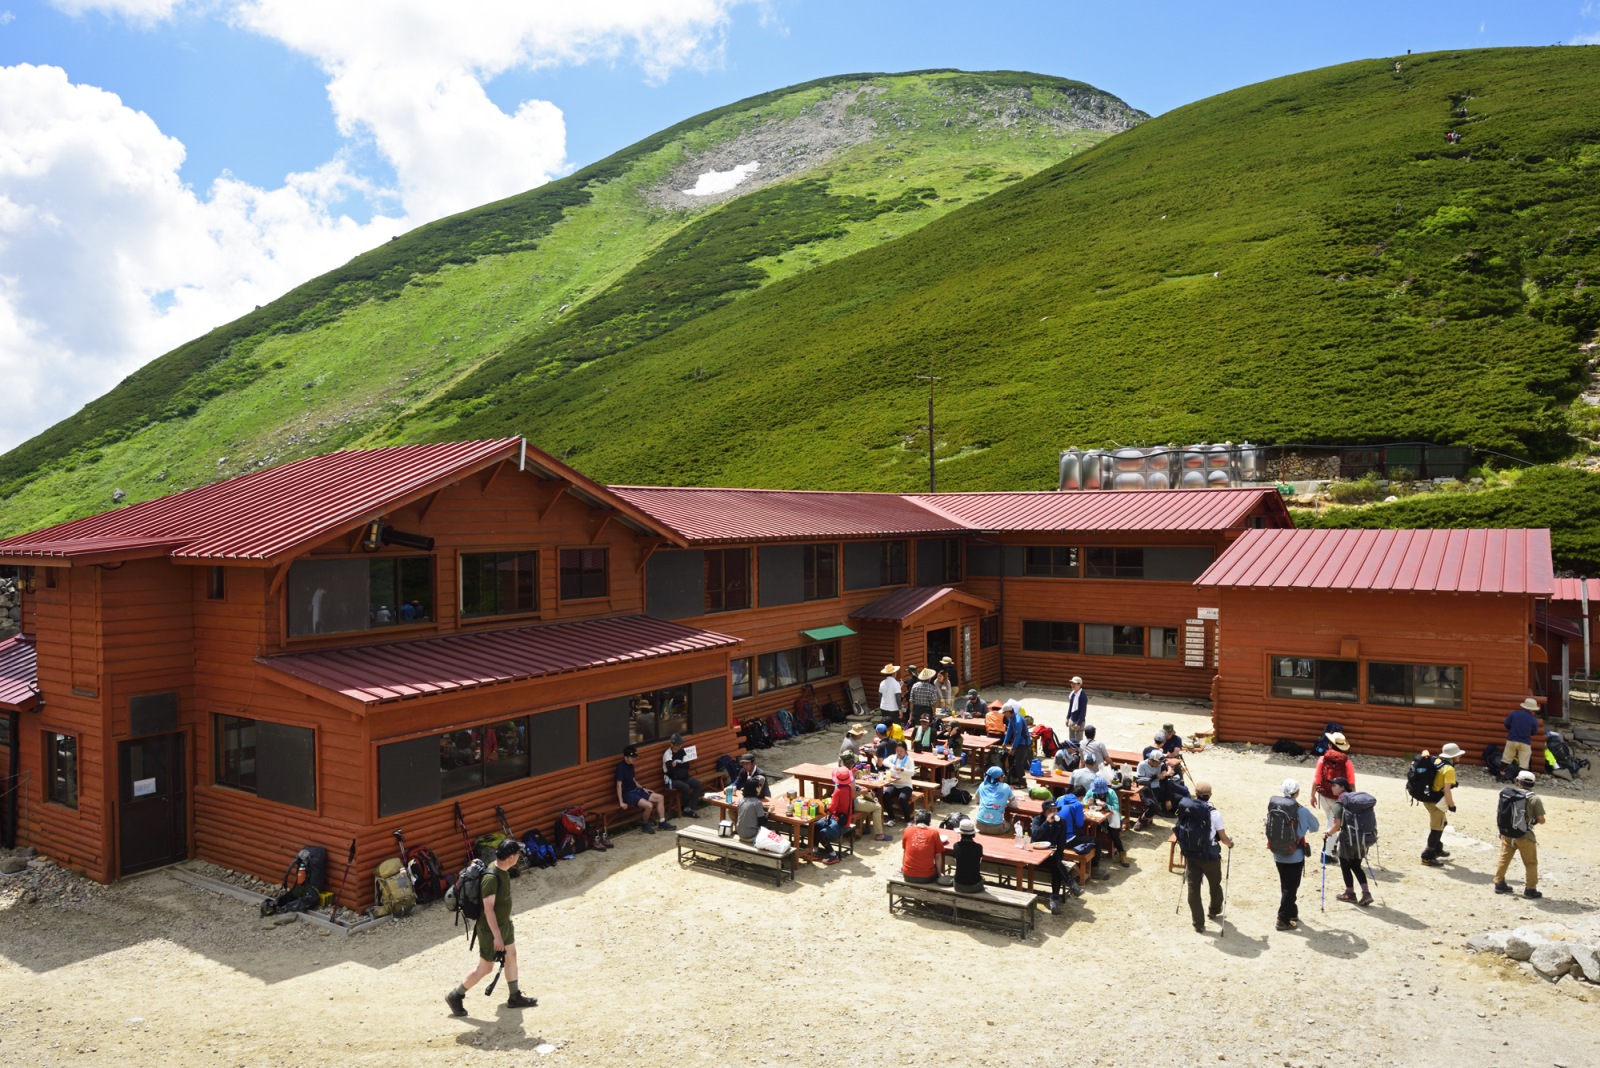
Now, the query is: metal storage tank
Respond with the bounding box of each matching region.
[1058,449,1082,490]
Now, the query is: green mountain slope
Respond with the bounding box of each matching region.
[0,70,1138,533]
[420,47,1600,493]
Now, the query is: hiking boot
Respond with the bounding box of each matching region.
[658,821,678,832]
[1494,881,1513,895]
[1335,890,1357,903]
[641,822,657,834]
[684,809,700,819]
[1357,890,1374,906]
[505,992,538,1009]
[1048,896,1062,916]
[1066,882,1083,899]
[445,990,467,1017]
[1194,922,1207,933]
[1208,908,1223,919]
[1434,847,1451,859]
[1275,918,1297,931]
[1420,855,1441,867]
[1524,888,1543,899]
[1117,851,1131,867]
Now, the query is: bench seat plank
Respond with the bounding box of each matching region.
[886,878,1037,938]
[677,826,795,886]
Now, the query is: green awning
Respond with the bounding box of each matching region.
[802,624,857,642]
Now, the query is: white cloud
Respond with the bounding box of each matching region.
[1,2,743,454]
[1572,31,1600,45]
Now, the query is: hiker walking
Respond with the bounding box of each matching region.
[1171,781,1232,933]
[1502,698,1540,771]
[1310,732,1354,826]
[1265,779,1319,930]
[1413,743,1462,866]
[446,838,537,1016]
[1493,769,1546,899]
[1323,778,1375,906]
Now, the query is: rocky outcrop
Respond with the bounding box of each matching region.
[1467,924,1600,985]
[0,577,19,640]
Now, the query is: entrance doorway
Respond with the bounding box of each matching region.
[118,732,187,876]
[926,627,954,684]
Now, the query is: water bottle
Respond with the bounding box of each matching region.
[1014,821,1025,845]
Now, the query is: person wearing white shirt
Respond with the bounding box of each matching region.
[881,741,916,823]
[878,663,903,725]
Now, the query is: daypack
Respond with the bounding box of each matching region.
[1496,787,1532,839]
[1481,744,1515,783]
[555,806,597,855]
[1545,732,1590,776]
[742,719,772,749]
[1271,738,1308,757]
[775,709,798,739]
[373,858,418,918]
[1032,724,1060,757]
[448,857,489,930]
[1406,755,1444,804]
[406,847,451,904]
[822,699,849,723]
[520,828,558,869]
[715,754,741,783]
[1029,786,1054,801]
[1311,721,1345,757]
[942,786,972,805]
[1338,791,1378,849]
[1175,797,1218,859]
[1265,795,1303,856]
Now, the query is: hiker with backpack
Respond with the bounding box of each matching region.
[1265,779,1320,930]
[1322,778,1375,906]
[445,838,537,1016]
[1310,732,1355,826]
[616,745,677,835]
[1411,743,1462,866]
[1493,769,1546,898]
[661,733,703,819]
[1065,676,1088,743]
[1172,782,1232,932]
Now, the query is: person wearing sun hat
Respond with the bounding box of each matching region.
[909,667,939,722]
[839,724,867,766]
[1311,731,1355,830]
[1420,742,1464,866]
[1503,697,1541,771]
[812,766,858,864]
[878,663,903,724]
[951,818,986,894]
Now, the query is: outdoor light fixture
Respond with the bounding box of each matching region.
[379,526,435,552]
[360,519,383,552]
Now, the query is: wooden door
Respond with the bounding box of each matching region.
[118,732,188,876]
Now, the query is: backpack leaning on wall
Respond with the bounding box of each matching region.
[373,858,418,917]
[405,847,452,904]
[259,846,328,917]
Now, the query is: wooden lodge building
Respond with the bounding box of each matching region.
[0,437,1559,901]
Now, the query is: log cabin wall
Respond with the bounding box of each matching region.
[1212,586,1533,761]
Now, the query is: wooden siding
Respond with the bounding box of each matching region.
[1212,587,1533,760]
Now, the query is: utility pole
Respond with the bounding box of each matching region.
[915,364,939,493]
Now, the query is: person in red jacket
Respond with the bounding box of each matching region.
[900,810,948,884]
[1311,733,1355,830]
[812,766,856,865]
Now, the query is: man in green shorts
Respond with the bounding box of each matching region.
[446,838,537,1015]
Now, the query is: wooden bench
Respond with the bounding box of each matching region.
[887,878,1038,939]
[676,825,795,886]
[604,789,683,835]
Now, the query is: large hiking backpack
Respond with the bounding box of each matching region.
[406,847,451,904]
[474,831,510,866]
[1271,738,1308,758]
[1545,732,1590,776]
[741,718,771,749]
[1310,721,1345,757]
[1032,724,1060,758]
[1175,797,1217,859]
[1265,796,1303,856]
[447,857,489,936]
[775,709,798,739]
[1405,755,1444,804]
[765,713,789,742]
[259,845,328,916]
[1496,787,1533,839]
[520,828,558,869]
[373,858,418,917]
[1481,744,1515,783]
[1339,791,1378,849]
[555,806,595,856]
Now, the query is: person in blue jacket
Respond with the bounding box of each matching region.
[975,766,1014,836]
[1001,706,1032,787]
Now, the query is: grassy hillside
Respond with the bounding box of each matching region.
[0,70,1135,533]
[418,47,1599,492]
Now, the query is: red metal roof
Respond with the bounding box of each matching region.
[606,486,965,543]
[0,635,39,711]
[1196,528,1554,594]
[258,614,740,708]
[0,439,524,564]
[850,586,996,623]
[910,487,1290,532]
[1551,578,1600,604]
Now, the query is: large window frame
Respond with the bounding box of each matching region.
[756,641,840,694]
[46,732,77,808]
[704,548,752,613]
[461,550,538,619]
[1085,623,1146,658]
[559,547,609,602]
[1084,547,1144,579]
[1367,661,1464,709]
[1022,620,1080,653]
[1023,546,1080,578]
[286,554,435,637]
[1270,656,1359,703]
[437,716,536,799]
[802,544,838,602]
[212,714,318,809]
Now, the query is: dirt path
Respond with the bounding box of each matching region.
[2,689,1596,1067]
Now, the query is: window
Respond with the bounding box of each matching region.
[1151,626,1181,660]
[213,715,317,808]
[1022,620,1080,653]
[44,568,58,590]
[629,687,691,745]
[47,732,77,808]
[378,707,578,816]
[917,537,963,585]
[215,714,256,792]
[843,539,909,590]
[286,555,434,636]
[802,544,838,601]
[559,548,609,601]
[1086,624,1145,657]
[979,615,1000,649]
[1024,547,1079,577]
[1084,547,1144,578]
[462,551,537,617]
[757,641,839,693]
[1368,662,1464,709]
[438,717,534,798]
[731,657,753,700]
[207,566,226,600]
[0,716,11,747]
[704,548,751,612]
[1271,657,1359,703]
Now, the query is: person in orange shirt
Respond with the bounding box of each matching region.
[984,700,1006,736]
[900,810,948,885]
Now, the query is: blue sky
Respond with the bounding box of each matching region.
[0,0,1593,452]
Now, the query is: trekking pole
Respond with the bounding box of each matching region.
[1320,848,1327,911]
[484,951,506,996]
[327,838,357,925]
[1174,858,1186,916]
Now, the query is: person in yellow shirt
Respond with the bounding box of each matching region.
[1420,742,1462,866]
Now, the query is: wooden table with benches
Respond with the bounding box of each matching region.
[676,824,795,886]
[784,762,940,812]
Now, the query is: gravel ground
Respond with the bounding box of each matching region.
[2,688,1597,1068]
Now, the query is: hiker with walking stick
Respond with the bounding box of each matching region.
[446,838,536,1017]
[1323,777,1376,906]
[1170,782,1232,934]
[1264,779,1319,930]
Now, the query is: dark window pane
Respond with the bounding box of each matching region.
[1367,661,1411,706]
[464,552,536,616]
[731,657,753,699]
[215,714,258,792]
[483,719,531,786]
[560,548,608,601]
[979,615,999,648]
[1317,659,1359,702]
[462,554,496,616]
[1273,657,1358,703]
[48,733,78,807]
[440,728,486,797]
[1023,620,1079,653]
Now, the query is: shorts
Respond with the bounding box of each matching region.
[623,786,651,807]
[476,918,513,961]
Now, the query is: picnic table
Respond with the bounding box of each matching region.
[784,762,939,811]
[701,791,825,862]
[911,750,961,782]
[934,829,1054,892]
[949,716,993,735]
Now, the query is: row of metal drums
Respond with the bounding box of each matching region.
[1058,443,1265,491]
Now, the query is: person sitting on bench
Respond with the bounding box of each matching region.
[661,733,703,819]
[733,752,772,799]
[975,766,1014,836]
[1030,797,1082,913]
[900,809,948,884]
[617,745,676,835]
[839,725,867,767]
[812,767,856,865]
[734,782,766,845]
[952,818,986,894]
[1135,747,1176,828]
[882,740,917,824]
